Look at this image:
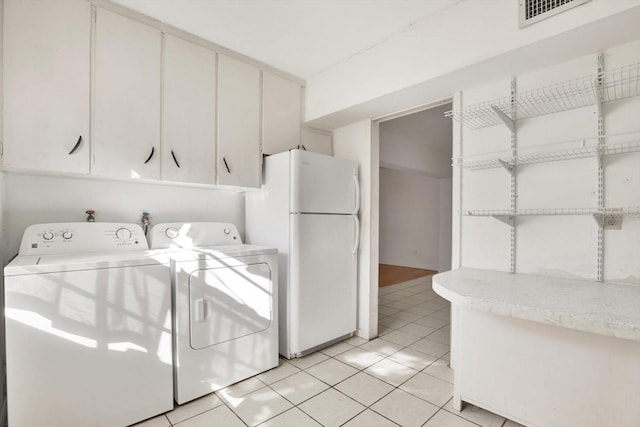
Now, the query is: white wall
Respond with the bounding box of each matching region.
[379,168,441,270]
[301,127,332,155]
[305,1,640,129]
[0,172,5,417]
[333,119,379,340]
[380,128,451,178]
[456,39,640,283]
[0,174,5,260]
[2,172,244,262]
[439,177,452,272]
[379,103,452,178]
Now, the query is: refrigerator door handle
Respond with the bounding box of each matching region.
[353,172,360,214]
[352,215,360,255]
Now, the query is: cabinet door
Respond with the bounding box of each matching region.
[163,35,216,184]
[94,8,161,180]
[217,54,261,188]
[262,71,301,155]
[3,0,90,173]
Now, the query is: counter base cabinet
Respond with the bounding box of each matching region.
[3,0,91,174]
[217,54,261,188]
[163,35,216,184]
[93,8,161,180]
[452,306,640,427]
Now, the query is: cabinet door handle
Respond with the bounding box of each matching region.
[68,136,82,155]
[223,157,231,173]
[171,150,180,168]
[144,146,155,164]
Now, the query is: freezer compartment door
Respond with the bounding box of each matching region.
[290,150,359,214]
[289,213,357,354]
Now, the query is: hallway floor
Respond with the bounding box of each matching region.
[135,276,524,427]
[379,264,437,287]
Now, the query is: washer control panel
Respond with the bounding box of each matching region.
[148,222,242,249]
[18,223,148,256]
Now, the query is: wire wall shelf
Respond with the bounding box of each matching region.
[464,208,598,217]
[463,207,640,218]
[455,133,640,171]
[446,62,640,129]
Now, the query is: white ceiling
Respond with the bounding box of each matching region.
[111,0,462,80]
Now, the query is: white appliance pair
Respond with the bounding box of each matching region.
[4,221,278,426]
[246,149,360,358]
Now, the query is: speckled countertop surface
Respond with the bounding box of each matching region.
[433,268,640,342]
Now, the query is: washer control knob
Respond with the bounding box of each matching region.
[115,228,132,240]
[223,228,231,235]
[165,227,179,239]
[43,232,54,241]
[62,231,73,240]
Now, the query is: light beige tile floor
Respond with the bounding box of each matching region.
[132,276,525,427]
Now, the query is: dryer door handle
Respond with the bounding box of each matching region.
[194,298,211,322]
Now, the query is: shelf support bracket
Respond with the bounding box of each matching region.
[507,79,518,274]
[592,213,604,226]
[597,149,604,169]
[491,106,515,133]
[498,159,515,176]
[493,215,515,227]
[596,52,605,282]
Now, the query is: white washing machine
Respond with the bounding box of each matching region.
[148,222,278,404]
[4,223,173,427]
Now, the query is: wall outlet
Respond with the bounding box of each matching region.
[604,214,622,230]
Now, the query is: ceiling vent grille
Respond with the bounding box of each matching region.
[519,0,591,28]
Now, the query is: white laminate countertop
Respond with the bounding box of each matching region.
[433,268,640,342]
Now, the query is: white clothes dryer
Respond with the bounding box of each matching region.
[4,223,173,427]
[148,222,278,404]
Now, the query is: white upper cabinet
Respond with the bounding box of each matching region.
[93,8,161,180]
[3,0,91,173]
[262,71,301,155]
[163,35,216,184]
[217,54,261,188]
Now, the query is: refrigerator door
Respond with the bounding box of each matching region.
[290,150,359,215]
[288,213,358,356]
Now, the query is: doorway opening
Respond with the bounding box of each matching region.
[377,101,453,290]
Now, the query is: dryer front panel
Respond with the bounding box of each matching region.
[189,262,272,350]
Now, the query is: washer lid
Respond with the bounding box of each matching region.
[4,250,167,276]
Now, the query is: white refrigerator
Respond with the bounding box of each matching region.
[246,149,360,358]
